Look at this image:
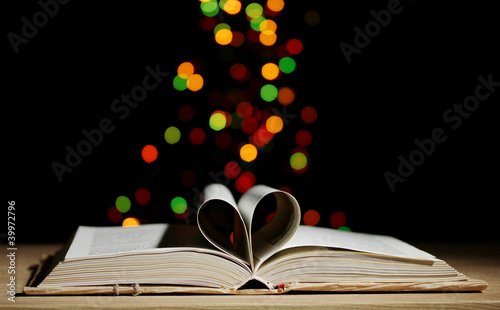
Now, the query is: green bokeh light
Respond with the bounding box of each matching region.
[209,112,227,131]
[173,75,188,91]
[290,152,307,170]
[171,197,188,214]
[245,3,263,18]
[279,57,296,74]
[260,84,278,102]
[164,126,181,144]
[116,196,131,213]
[200,0,219,17]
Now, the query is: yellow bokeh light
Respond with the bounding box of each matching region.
[215,28,233,45]
[267,0,285,12]
[177,62,194,79]
[240,143,258,162]
[223,0,241,15]
[209,111,227,131]
[122,217,140,227]
[261,63,280,80]
[187,74,204,92]
[266,115,284,133]
[259,30,277,46]
[259,19,277,32]
[290,152,308,170]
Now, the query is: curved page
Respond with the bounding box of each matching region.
[237,185,301,270]
[197,183,251,263]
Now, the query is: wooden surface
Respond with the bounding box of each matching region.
[1,242,499,309]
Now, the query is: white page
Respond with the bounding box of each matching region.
[255,225,436,269]
[65,224,169,259]
[237,185,301,270]
[64,223,219,259]
[283,225,436,260]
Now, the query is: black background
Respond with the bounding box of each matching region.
[4,1,499,244]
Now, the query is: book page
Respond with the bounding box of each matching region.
[197,183,251,263]
[285,225,435,260]
[65,224,215,259]
[255,225,436,270]
[237,185,301,270]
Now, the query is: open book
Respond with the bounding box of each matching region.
[26,184,487,295]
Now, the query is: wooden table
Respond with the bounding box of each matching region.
[1,242,499,309]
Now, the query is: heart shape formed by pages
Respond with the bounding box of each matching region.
[197,184,301,270]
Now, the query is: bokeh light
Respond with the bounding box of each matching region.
[135,188,151,205]
[187,74,204,91]
[164,126,181,144]
[304,10,321,26]
[220,0,241,15]
[209,111,227,131]
[277,87,295,105]
[259,19,277,32]
[236,101,253,118]
[229,63,249,82]
[122,217,140,227]
[230,31,245,47]
[171,197,188,214]
[295,129,312,146]
[177,62,195,79]
[260,84,278,102]
[215,28,233,45]
[259,30,277,46]
[303,210,320,226]
[235,171,256,193]
[224,161,241,179]
[173,75,188,91]
[240,143,258,162]
[250,16,266,32]
[266,115,284,134]
[115,196,131,213]
[189,128,206,145]
[286,39,303,55]
[108,0,323,230]
[200,0,219,17]
[199,16,217,31]
[108,206,123,223]
[290,152,307,171]
[330,212,347,229]
[261,63,280,80]
[253,125,273,147]
[279,57,296,74]
[301,106,318,124]
[266,0,285,13]
[246,3,263,18]
[241,117,258,134]
[141,145,158,163]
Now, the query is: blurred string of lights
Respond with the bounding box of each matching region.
[107,0,349,231]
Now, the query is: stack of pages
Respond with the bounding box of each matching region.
[26,184,487,295]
